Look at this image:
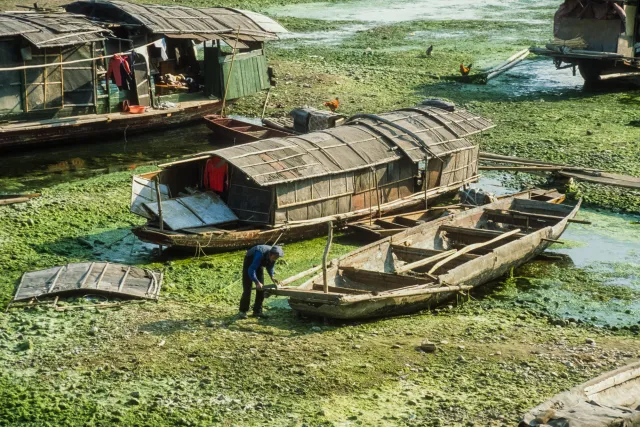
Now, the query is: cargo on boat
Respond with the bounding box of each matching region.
[532,0,640,83]
[0,1,286,149]
[348,188,566,241]
[204,114,291,143]
[130,104,494,253]
[520,361,640,427]
[269,195,580,320]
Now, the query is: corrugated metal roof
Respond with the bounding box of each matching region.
[0,12,107,48]
[66,1,287,40]
[211,105,493,187]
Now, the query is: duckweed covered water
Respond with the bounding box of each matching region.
[1,0,639,424]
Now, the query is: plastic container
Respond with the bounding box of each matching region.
[128,105,146,114]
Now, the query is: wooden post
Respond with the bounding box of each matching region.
[368,169,374,226]
[221,27,240,118]
[424,155,429,210]
[373,167,382,218]
[322,221,333,294]
[155,176,164,254]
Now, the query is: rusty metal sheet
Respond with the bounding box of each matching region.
[143,191,238,231]
[14,262,162,301]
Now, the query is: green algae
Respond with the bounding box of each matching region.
[1,0,640,425]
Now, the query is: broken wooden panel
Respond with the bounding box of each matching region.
[131,176,170,219]
[143,191,238,231]
[14,262,162,302]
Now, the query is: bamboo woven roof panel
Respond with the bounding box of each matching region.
[347,106,494,161]
[66,1,287,40]
[14,262,162,302]
[0,12,108,47]
[213,126,403,186]
[210,105,493,187]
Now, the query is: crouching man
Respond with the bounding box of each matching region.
[239,245,283,319]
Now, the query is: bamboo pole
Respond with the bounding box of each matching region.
[322,221,334,294]
[221,27,241,118]
[261,87,272,120]
[155,176,164,254]
[278,264,323,287]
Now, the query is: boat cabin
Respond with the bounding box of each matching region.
[66,0,286,107]
[0,12,111,119]
[131,105,494,235]
[0,2,286,147]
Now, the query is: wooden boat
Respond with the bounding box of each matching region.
[0,100,223,151]
[0,193,41,206]
[204,114,291,143]
[348,188,566,241]
[520,361,640,427]
[269,195,580,320]
[131,104,494,253]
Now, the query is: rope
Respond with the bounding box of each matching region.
[0,39,161,72]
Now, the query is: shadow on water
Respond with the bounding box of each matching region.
[0,123,237,192]
[33,227,159,266]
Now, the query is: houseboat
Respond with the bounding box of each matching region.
[129,103,494,253]
[0,1,286,149]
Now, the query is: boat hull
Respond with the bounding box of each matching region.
[520,361,640,427]
[132,188,463,253]
[284,199,581,320]
[204,115,291,143]
[0,100,223,150]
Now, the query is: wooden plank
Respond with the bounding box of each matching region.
[375,219,408,230]
[269,288,343,302]
[348,224,382,239]
[311,284,371,294]
[479,166,563,172]
[428,228,521,274]
[486,208,591,225]
[340,267,428,287]
[439,225,526,239]
[393,216,420,227]
[394,249,457,274]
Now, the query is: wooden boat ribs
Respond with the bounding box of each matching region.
[270,194,581,320]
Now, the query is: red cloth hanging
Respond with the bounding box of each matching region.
[106,54,132,86]
[204,158,228,193]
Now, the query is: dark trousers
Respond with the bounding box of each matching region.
[240,255,265,313]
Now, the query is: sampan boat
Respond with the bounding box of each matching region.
[204,115,292,143]
[348,188,566,240]
[131,104,494,253]
[270,195,581,320]
[520,361,640,427]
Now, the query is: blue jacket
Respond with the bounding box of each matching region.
[246,245,276,285]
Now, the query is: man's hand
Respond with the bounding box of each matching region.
[272,277,280,286]
[256,282,264,290]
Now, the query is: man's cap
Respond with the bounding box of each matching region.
[270,246,284,257]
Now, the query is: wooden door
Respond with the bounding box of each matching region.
[133,54,150,107]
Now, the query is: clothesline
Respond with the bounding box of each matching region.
[0,38,162,72]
